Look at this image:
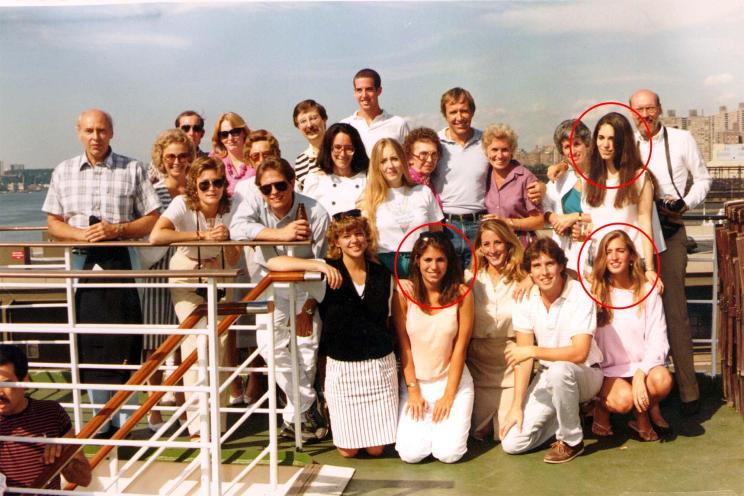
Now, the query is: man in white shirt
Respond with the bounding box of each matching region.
[630,89,712,416]
[500,238,603,464]
[341,68,409,155]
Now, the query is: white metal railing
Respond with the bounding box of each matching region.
[0,241,316,495]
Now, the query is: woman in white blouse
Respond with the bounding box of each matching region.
[358,138,443,277]
[302,123,369,217]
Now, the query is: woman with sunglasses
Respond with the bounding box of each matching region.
[210,112,251,198]
[465,219,532,442]
[141,128,193,430]
[393,231,474,464]
[590,230,672,442]
[579,112,665,290]
[359,138,443,277]
[303,123,369,217]
[150,156,240,439]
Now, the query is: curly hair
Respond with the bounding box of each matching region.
[482,123,518,154]
[184,156,231,215]
[325,214,378,261]
[409,231,463,307]
[151,128,195,174]
[403,127,442,160]
[471,219,526,284]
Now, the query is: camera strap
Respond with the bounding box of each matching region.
[662,126,684,201]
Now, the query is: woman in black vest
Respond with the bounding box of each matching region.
[319,210,398,457]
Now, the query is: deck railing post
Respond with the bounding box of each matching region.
[288,281,302,450]
[711,236,720,377]
[265,284,279,492]
[197,314,211,491]
[63,247,84,433]
[206,277,223,495]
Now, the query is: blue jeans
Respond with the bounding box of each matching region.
[444,219,479,271]
[378,252,412,279]
[88,388,139,431]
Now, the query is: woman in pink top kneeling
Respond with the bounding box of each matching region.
[393,230,474,463]
[591,230,673,442]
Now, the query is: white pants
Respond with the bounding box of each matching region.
[256,291,320,424]
[502,361,603,453]
[395,366,474,464]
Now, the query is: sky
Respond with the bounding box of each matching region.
[1,0,743,169]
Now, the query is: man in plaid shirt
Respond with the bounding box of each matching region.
[43,108,161,436]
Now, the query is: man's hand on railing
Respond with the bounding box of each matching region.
[277,220,311,241]
[84,219,119,242]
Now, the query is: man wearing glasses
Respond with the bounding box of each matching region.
[42,108,161,436]
[341,68,409,156]
[175,110,207,157]
[292,99,327,191]
[230,158,331,442]
[630,89,712,416]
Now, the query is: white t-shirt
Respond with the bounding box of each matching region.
[512,277,603,367]
[302,171,367,217]
[162,194,233,259]
[374,185,443,253]
[341,110,410,156]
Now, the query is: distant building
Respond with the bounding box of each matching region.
[662,102,744,162]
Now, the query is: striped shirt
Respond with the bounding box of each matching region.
[42,150,161,228]
[0,398,72,493]
[294,145,320,192]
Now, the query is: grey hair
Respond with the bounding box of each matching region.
[553,119,591,154]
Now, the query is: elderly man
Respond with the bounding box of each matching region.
[341,68,409,155]
[433,87,544,268]
[292,99,328,191]
[43,109,161,435]
[630,89,712,416]
[0,345,92,491]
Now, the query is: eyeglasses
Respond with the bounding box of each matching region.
[332,209,362,222]
[410,151,439,162]
[249,151,274,163]
[632,106,659,115]
[180,124,204,133]
[197,178,226,191]
[218,127,244,140]
[258,180,289,195]
[297,114,323,127]
[163,153,192,164]
[332,144,355,154]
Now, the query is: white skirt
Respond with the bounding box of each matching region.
[324,352,399,449]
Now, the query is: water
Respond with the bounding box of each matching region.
[0,190,48,242]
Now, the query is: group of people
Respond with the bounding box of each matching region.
[0,68,713,491]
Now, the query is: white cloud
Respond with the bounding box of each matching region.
[704,73,735,87]
[485,0,744,35]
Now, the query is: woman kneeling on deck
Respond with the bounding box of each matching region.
[591,230,673,441]
[393,231,474,463]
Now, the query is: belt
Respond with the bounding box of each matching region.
[443,211,486,223]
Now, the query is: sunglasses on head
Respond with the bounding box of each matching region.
[332,209,362,222]
[180,124,204,133]
[218,127,244,140]
[418,230,447,242]
[258,180,289,195]
[198,178,226,191]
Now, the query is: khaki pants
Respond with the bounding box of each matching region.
[170,251,231,436]
[660,226,699,402]
[467,338,515,440]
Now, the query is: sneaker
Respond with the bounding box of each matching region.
[278,420,325,444]
[279,421,295,439]
[543,440,584,464]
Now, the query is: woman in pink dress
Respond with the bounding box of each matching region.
[590,229,673,442]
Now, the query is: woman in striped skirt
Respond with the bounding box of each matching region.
[318,210,398,456]
[141,128,192,430]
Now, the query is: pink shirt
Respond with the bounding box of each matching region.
[484,161,540,220]
[210,152,255,198]
[406,303,459,381]
[595,285,669,377]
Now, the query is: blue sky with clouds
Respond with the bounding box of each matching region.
[1,0,743,169]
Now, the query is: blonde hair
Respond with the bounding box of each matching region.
[358,138,415,238]
[211,112,249,158]
[151,128,195,174]
[471,219,526,284]
[482,123,518,154]
[326,215,378,261]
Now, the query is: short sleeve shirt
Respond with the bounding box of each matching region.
[432,128,489,214]
[374,185,443,252]
[512,277,603,367]
[484,162,541,219]
[161,195,234,259]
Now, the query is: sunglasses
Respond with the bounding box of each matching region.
[180,124,204,133]
[198,178,226,191]
[418,230,448,242]
[218,127,244,140]
[164,153,192,164]
[332,208,362,222]
[258,180,289,195]
[249,151,273,163]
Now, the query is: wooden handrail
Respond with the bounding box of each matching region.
[31,271,309,490]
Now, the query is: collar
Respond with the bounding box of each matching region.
[438,127,481,148]
[79,147,113,170]
[350,109,388,123]
[303,144,319,158]
[636,124,664,144]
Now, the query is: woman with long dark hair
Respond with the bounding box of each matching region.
[393,231,474,463]
[581,112,665,289]
[302,123,369,216]
[590,230,672,442]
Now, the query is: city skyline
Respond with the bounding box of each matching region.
[1,1,744,169]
